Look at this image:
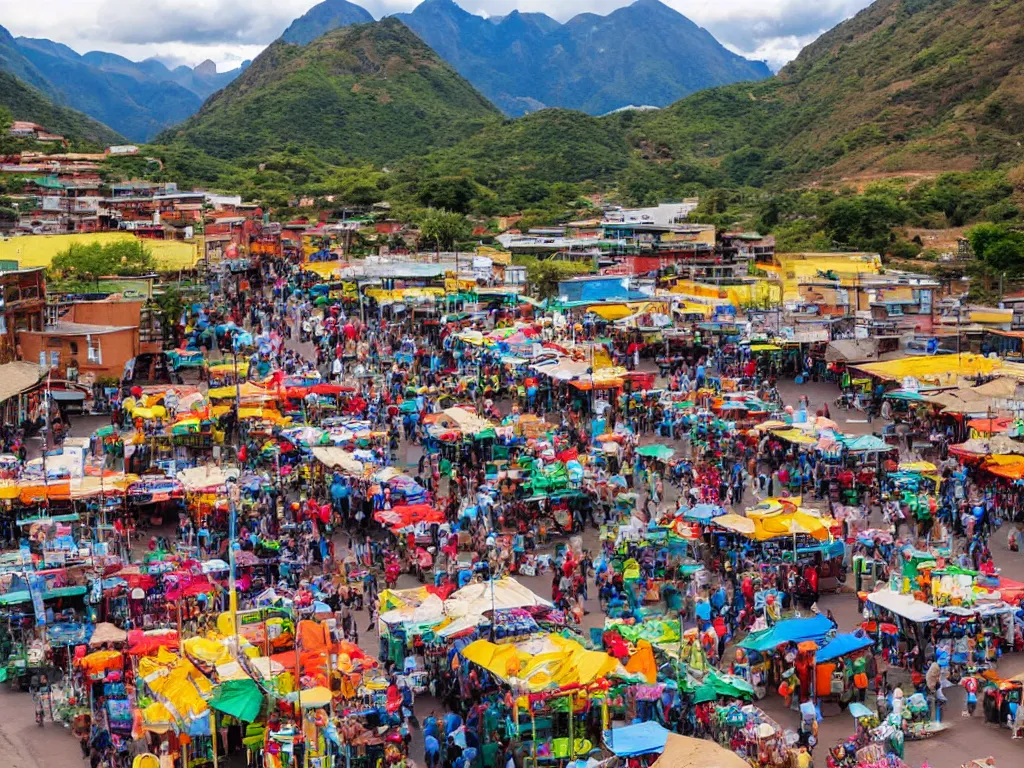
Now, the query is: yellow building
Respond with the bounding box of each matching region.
[758,252,882,301]
[0,232,200,271]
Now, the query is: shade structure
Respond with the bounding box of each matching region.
[89,621,128,647]
[295,686,333,708]
[648,733,750,768]
[604,721,671,756]
[738,614,834,652]
[636,444,675,461]
[210,678,263,722]
[815,632,873,662]
[866,588,940,622]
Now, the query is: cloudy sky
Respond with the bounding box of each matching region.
[1,0,875,72]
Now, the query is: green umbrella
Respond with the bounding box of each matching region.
[211,679,263,723]
[636,444,675,460]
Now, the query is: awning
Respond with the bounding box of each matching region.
[0,362,44,404]
[866,588,940,622]
[648,733,750,768]
[738,614,834,651]
[815,632,873,662]
[604,721,671,756]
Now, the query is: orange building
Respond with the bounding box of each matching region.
[18,299,159,382]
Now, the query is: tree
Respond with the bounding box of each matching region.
[417,176,475,213]
[50,240,156,285]
[419,209,471,258]
[153,285,187,349]
[521,258,592,300]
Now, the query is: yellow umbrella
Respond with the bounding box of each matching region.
[298,686,333,708]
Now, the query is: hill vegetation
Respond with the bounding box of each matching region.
[0,25,247,141]
[159,19,501,168]
[0,70,123,148]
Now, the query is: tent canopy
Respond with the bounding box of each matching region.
[89,622,128,647]
[649,733,750,768]
[815,632,873,662]
[866,588,940,622]
[604,721,671,756]
[738,614,834,651]
[460,634,625,692]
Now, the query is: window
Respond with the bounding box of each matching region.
[69,341,78,356]
[87,338,102,365]
[49,350,60,369]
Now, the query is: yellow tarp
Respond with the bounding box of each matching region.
[364,287,445,303]
[589,302,660,321]
[138,649,212,722]
[746,509,831,542]
[182,636,233,668]
[899,461,937,473]
[461,635,623,692]
[237,407,290,425]
[207,382,278,400]
[853,353,1003,384]
[207,361,250,377]
[772,428,818,446]
[302,261,347,280]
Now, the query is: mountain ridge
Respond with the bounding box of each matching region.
[0,26,248,141]
[159,18,502,167]
[285,0,771,116]
[0,70,124,148]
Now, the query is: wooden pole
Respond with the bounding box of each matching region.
[210,710,219,768]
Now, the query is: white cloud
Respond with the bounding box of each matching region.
[0,0,876,70]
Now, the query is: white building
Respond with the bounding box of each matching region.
[603,200,699,227]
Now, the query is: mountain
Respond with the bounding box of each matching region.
[622,0,1024,185]
[159,18,501,166]
[395,0,771,116]
[0,70,123,147]
[0,27,247,142]
[276,0,770,117]
[281,0,375,45]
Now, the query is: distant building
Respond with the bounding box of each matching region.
[106,145,139,156]
[603,201,699,227]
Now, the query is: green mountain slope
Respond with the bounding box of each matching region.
[0,70,123,148]
[159,18,501,166]
[628,0,1024,185]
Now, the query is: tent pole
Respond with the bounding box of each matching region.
[568,691,574,761]
[210,710,219,768]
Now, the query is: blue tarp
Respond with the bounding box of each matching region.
[738,614,834,652]
[816,632,873,662]
[603,721,671,756]
[840,434,891,453]
[684,504,724,522]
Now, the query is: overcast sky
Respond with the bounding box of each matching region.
[1,0,874,72]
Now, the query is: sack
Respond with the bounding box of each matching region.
[854,672,869,689]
